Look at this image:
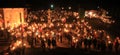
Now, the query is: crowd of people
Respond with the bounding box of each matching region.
[0,8,120,54]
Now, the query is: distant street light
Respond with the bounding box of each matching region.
[68,7,71,10]
[50,4,54,9]
[62,7,64,10]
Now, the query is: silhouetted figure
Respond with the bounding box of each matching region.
[77,38,83,48]
[87,38,92,49]
[64,33,72,44]
[97,39,101,50]
[27,35,33,47]
[52,38,56,48]
[41,39,45,48]
[31,36,34,48]
[71,41,75,48]
[84,38,88,49]
[93,38,97,49]
[0,29,4,37]
[101,39,106,51]
[13,48,21,55]
[115,39,119,53]
[47,38,51,48]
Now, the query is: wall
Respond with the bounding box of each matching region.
[3,8,25,28]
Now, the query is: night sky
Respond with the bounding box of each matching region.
[0,0,119,16]
[0,0,120,36]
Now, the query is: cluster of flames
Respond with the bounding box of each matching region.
[85,9,115,24]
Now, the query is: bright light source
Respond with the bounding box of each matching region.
[51,4,54,8]
[88,12,93,15]
[62,7,64,10]
[68,7,71,9]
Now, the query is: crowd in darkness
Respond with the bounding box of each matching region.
[26,8,77,24]
[0,8,120,55]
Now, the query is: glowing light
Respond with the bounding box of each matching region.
[81,19,85,22]
[43,23,47,28]
[76,16,79,19]
[107,35,110,39]
[44,38,46,41]
[46,33,49,36]
[64,28,69,33]
[69,24,72,28]
[85,10,115,24]
[51,31,54,35]
[15,40,22,46]
[88,11,93,16]
[75,39,78,42]
[38,35,40,38]
[24,43,26,46]
[49,23,54,28]
[51,4,54,8]
[11,46,16,51]
[77,34,80,37]
[61,17,66,23]
[27,31,32,34]
[62,7,64,10]
[94,31,97,34]
[11,33,15,36]
[57,23,60,26]
[108,41,111,44]
[68,7,71,9]
[35,32,39,35]
[58,33,61,35]
[65,24,68,28]
[88,26,92,29]
[72,37,75,40]
[42,35,45,38]
[1,27,4,30]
